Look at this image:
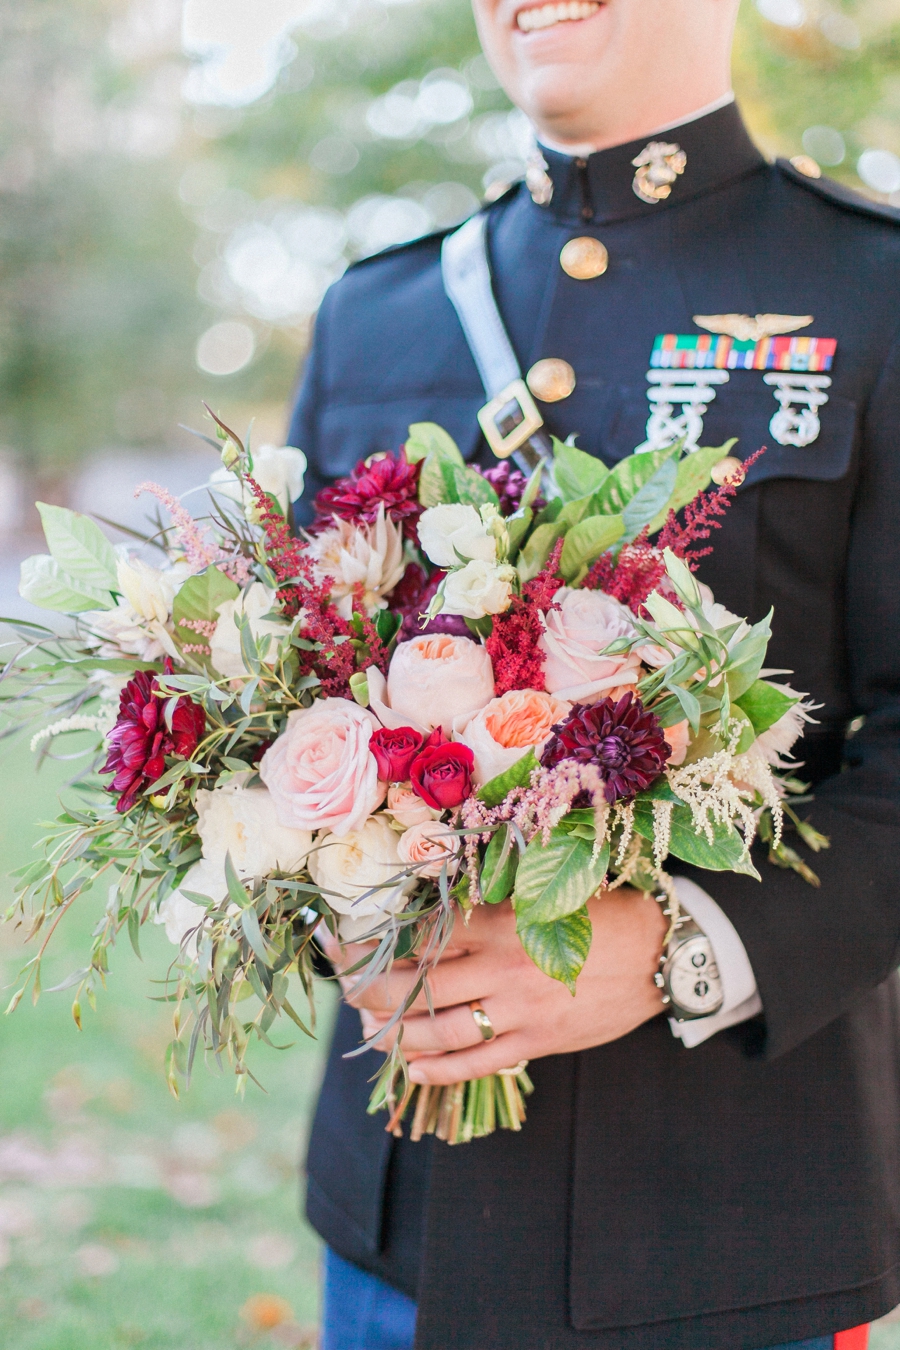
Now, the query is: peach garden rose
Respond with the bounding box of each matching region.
[378,634,495,733]
[457,688,571,786]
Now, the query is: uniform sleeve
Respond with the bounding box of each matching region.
[287,290,333,527]
[681,330,900,1060]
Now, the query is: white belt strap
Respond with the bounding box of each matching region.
[441,215,550,469]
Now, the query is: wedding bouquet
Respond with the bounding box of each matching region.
[3,414,825,1144]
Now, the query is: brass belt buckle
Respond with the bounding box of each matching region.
[477,378,544,460]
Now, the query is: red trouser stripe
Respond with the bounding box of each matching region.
[833,1327,869,1350]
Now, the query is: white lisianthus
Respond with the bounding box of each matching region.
[441,559,516,620]
[116,556,188,624]
[210,444,307,514]
[308,815,415,939]
[308,504,405,619]
[417,504,497,569]
[154,862,223,958]
[209,583,288,680]
[196,778,312,878]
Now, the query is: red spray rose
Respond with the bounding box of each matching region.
[370,726,425,782]
[410,729,475,810]
[101,667,206,814]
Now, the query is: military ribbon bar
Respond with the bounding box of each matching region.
[651,333,837,372]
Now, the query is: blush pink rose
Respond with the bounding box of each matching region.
[259,697,384,837]
[540,587,644,704]
[385,784,440,828]
[396,820,461,879]
[456,688,570,786]
[384,634,495,733]
[663,719,691,766]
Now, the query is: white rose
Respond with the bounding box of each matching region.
[309,816,415,933]
[441,559,516,620]
[116,556,189,624]
[210,444,307,514]
[154,861,224,958]
[209,583,288,680]
[196,779,312,878]
[417,504,497,569]
[307,504,405,619]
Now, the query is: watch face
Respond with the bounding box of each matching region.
[666,936,724,1016]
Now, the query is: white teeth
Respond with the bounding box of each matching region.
[516,1,600,32]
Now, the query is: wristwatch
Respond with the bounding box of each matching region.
[654,910,725,1022]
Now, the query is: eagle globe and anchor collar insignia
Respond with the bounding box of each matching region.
[632,141,688,204]
[639,315,838,453]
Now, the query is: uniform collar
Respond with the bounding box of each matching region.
[534,101,766,226]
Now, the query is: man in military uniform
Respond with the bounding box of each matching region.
[288,0,900,1346]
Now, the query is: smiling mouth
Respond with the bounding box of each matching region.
[516,1,602,33]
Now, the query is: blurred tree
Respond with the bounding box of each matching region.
[0,0,898,481]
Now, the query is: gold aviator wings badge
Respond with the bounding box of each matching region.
[693,313,814,343]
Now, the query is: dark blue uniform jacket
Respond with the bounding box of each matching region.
[289,104,900,1350]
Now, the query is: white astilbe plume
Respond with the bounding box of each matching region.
[651,799,674,869]
[666,720,783,856]
[30,706,118,754]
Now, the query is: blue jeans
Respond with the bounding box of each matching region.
[321,1249,859,1350]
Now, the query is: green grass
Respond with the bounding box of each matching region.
[0,736,335,1349]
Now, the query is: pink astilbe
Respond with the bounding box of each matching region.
[135,483,223,571]
[656,448,765,569]
[460,759,608,901]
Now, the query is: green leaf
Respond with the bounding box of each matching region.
[36,502,119,591]
[19,554,115,613]
[172,566,239,646]
[517,906,592,993]
[591,443,680,516]
[725,611,773,699]
[664,681,702,733]
[633,801,760,878]
[734,679,797,735]
[552,438,610,503]
[514,829,609,925]
[647,440,737,534]
[478,749,539,808]
[517,521,564,582]
[405,421,465,466]
[505,506,534,556]
[447,464,500,510]
[621,457,678,540]
[480,826,518,905]
[633,778,681,804]
[559,512,625,581]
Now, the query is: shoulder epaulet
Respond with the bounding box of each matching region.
[776,158,900,226]
[346,182,524,274]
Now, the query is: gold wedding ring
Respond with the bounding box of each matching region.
[469,1001,496,1042]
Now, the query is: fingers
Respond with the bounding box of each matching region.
[346,955,495,1016]
[397,1003,492,1055]
[407,1033,531,1086]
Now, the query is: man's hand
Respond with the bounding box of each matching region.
[321,888,668,1086]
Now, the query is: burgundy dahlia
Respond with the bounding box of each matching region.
[541,693,670,804]
[101,669,206,814]
[475,462,544,516]
[313,448,423,541]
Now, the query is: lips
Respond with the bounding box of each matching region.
[516,1,601,33]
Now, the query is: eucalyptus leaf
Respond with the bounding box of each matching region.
[481,826,518,905]
[517,906,592,993]
[36,502,119,591]
[514,830,609,925]
[19,554,115,613]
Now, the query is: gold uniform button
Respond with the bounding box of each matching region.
[560,236,609,280]
[790,154,822,179]
[526,358,576,403]
[710,455,746,486]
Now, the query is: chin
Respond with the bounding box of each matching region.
[517,63,609,137]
